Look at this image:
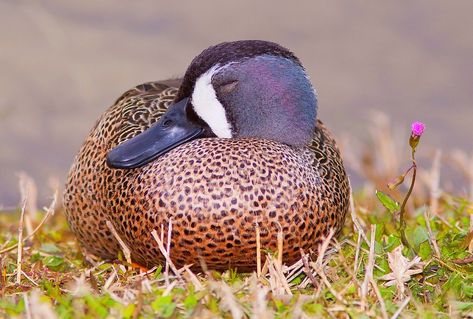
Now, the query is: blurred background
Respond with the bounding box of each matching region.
[1,0,472,208]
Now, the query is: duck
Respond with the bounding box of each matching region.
[63,40,350,271]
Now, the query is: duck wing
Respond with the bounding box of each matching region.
[112,80,182,145]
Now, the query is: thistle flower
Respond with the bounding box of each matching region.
[411,121,425,137]
[409,121,425,150]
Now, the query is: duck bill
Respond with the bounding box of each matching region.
[106,98,205,169]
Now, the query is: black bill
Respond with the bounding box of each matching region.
[106,98,206,169]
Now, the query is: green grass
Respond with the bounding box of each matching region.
[1,189,473,318]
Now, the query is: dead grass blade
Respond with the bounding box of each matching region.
[132,279,143,319]
[284,259,304,286]
[256,223,261,277]
[16,199,27,284]
[349,180,369,245]
[310,228,346,305]
[424,208,441,258]
[210,281,244,319]
[29,289,58,319]
[67,274,92,297]
[182,265,203,290]
[360,225,376,309]
[165,217,173,286]
[0,255,5,297]
[359,226,388,319]
[354,232,362,275]
[277,224,283,268]
[391,296,411,319]
[250,274,273,319]
[106,220,131,265]
[300,249,318,289]
[18,172,38,235]
[103,267,118,291]
[266,254,292,296]
[24,293,31,319]
[151,228,183,282]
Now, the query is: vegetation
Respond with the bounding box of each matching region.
[1,119,473,318]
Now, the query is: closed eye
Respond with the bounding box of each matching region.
[218,80,239,95]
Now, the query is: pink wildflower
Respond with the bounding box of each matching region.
[411,121,425,137]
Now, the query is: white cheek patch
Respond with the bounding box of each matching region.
[191,65,232,138]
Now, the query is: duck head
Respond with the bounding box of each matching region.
[106,40,317,169]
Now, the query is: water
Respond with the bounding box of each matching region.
[1,1,472,207]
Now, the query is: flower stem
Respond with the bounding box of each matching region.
[399,149,417,253]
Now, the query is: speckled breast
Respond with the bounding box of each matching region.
[117,138,346,270]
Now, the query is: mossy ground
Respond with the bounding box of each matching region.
[1,188,473,318]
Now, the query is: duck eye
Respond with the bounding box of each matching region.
[162,119,173,127]
[218,80,239,95]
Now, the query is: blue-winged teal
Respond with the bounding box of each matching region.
[64,40,349,271]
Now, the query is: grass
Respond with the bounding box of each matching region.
[1,120,473,318]
[1,191,473,318]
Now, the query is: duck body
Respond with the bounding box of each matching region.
[64,41,349,271]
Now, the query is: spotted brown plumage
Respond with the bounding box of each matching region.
[63,41,350,271]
